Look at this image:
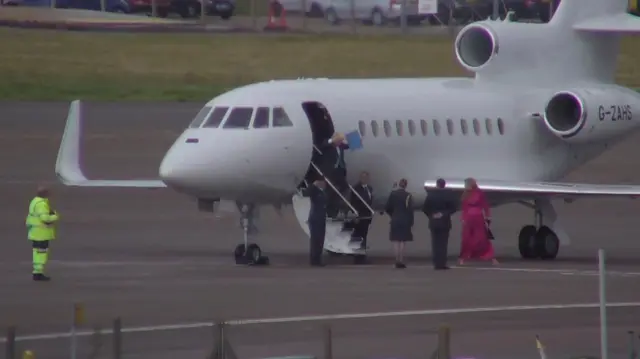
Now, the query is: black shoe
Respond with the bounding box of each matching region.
[394,262,406,269]
[434,266,450,270]
[310,262,326,267]
[32,274,51,281]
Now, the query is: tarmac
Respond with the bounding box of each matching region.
[1,102,640,359]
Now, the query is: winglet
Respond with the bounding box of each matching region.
[54,100,166,188]
[55,100,88,185]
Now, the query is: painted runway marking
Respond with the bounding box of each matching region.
[454,266,640,277]
[2,301,640,343]
[6,260,640,278]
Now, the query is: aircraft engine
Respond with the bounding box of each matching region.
[454,20,548,75]
[454,24,498,72]
[542,87,638,143]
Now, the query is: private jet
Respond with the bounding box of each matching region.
[56,0,640,264]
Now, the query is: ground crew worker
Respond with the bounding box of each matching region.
[25,186,59,281]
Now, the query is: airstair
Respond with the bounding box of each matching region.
[291,145,375,257]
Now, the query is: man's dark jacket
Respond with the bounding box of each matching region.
[422,189,458,229]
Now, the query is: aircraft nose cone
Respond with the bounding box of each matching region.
[159,153,191,189]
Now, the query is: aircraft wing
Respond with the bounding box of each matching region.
[424,179,640,199]
[55,100,166,188]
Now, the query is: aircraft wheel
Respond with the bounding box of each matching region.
[246,243,262,262]
[535,226,559,260]
[234,243,262,264]
[518,225,538,259]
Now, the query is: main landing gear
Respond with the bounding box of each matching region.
[233,202,270,266]
[517,200,560,260]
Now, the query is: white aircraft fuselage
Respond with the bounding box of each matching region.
[158,77,626,209]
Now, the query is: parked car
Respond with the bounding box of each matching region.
[127,0,172,17]
[324,0,427,26]
[7,0,131,12]
[278,0,331,17]
[171,0,235,19]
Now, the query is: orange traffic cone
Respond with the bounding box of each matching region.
[264,0,288,31]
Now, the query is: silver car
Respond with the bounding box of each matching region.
[324,0,426,25]
[278,0,331,17]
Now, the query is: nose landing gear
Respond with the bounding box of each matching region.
[234,202,270,266]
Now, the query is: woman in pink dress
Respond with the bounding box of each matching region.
[459,178,499,266]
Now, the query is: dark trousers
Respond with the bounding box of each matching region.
[352,219,371,248]
[430,227,450,268]
[309,221,326,265]
[326,167,348,217]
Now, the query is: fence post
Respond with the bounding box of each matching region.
[112,318,122,359]
[250,0,257,29]
[301,0,307,30]
[599,249,608,359]
[323,324,333,359]
[71,303,85,359]
[151,0,157,18]
[437,325,450,359]
[6,326,16,359]
[210,322,223,359]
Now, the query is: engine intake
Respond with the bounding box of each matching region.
[543,91,585,138]
[455,25,497,71]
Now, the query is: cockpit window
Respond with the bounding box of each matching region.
[272,107,293,127]
[188,106,212,128]
[202,107,229,128]
[253,107,270,128]
[223,107,254,129]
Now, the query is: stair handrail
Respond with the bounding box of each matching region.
[346,183,375,217]
[309,161,360,217]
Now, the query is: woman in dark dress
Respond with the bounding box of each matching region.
[385,178,414,269]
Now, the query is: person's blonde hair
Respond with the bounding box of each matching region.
[461,177,477,201]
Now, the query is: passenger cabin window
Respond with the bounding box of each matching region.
[396,120,403,136]
[189,106,212,128]
[383,120,392,137]
[485,118,493,135]
[420,119,428,136]
[446,119,454,135]
[433,120,441,136]
[273,107,293,127]
[202,107,229,128]
[371,120,379,137]
[358,120,366,137]
[497,118,505,135]
[253,107,270,128]
[223,107,254,129]
[408,119,416,136]
[460,119,468,135]
[472,118,481,135]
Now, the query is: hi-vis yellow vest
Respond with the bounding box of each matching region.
[25,197,59,241]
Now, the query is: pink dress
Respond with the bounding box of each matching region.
[460,188,495,260]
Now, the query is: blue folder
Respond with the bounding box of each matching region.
[345,130,363,150]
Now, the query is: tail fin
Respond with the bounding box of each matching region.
[544,0,640,83]
[550,0,631,30]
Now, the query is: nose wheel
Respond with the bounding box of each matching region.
[234,202,269,266]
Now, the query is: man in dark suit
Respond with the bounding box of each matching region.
[350,171,374,250]
[318,133,350,218]
[422,178,458,270]
[301,179,328,266]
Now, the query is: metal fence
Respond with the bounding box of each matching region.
[1,0,560,34]
[3,317,451,359]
